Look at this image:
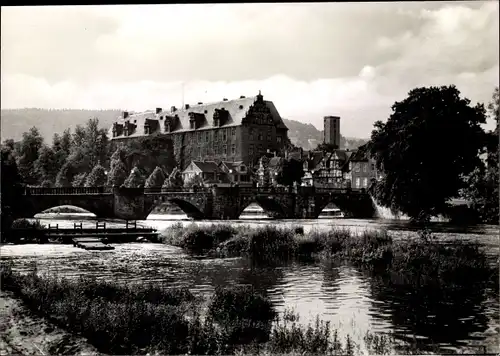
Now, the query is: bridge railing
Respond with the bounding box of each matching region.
[25,186,113,195]
[23,185,369,196]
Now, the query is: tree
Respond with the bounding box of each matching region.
[51,131,71,175]
[145,166,166,188]
[163,167,183,189]
[119,134,176,176]
[107,148,129,187]
[34,145,58,185]
[72,172,88,187]
[462,87,499,224]
[55,161,74,187]
[1,143,24,238]
[123,167,145,188]
[369,85,487,222]
[315,142,339,152]
[184,174,204,188]
[85,164,107,187]
[15,126,44,185]
[276,158,305,186]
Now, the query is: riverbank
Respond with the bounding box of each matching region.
[0,262,402,355]
[0,290,100,356]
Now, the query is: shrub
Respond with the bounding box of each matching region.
[247,226,297,263]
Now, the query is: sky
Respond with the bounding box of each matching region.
[1,2,499,138]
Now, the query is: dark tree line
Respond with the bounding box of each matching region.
[1,118,178,190]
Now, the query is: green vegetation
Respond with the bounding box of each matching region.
[160,224,498,288]
[85,163,107,187]
[0,262,396,356]
[123,166,146,188]
[368,85,490,223]
[462,86,499,225]
[145,166,166,188]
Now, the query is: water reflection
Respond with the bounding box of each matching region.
[366,270,494,353]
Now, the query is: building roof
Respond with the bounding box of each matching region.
[110,94,288,140]
[306,151,325,170]
[219,161,246,172]
[189,161,222,173]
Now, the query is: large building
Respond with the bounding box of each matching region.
[323,116,341,148]
[109,92,289,169]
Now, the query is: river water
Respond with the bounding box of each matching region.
[1,210,499,354]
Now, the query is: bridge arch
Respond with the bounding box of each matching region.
[315,192,377,219]
[21,195,115,219]
[145,195,206,220]
[235,196,288,219]
[37,205,97,216]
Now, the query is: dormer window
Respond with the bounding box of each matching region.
[144,122,150,135]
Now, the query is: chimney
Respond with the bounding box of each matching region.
[223,98,228,101]
[185,104,190,110]
[156,107,162,114]
[198,102,203,105]
[123,111,129,119]
[240,95,246,99]
[171,106,177,112]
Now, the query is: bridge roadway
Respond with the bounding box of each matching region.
[20,186,377,220]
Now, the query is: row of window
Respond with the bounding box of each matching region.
[248,128,281,142]
[354,177,369,188]
[192,144,237,157]
[248,144,268,157]
[352,162,375,173]
[191,127,237,143]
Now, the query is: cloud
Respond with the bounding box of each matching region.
[1,2,498,138]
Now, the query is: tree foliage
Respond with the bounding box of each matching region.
[107,148,128,187]
[34,145,59,185]
[184,174,204,188]
[85,164,107,187]
[462,87,499,224]
[369,85,487,222]
[276,158,305,186]
[314,142,339,152]
[163,167,183,189]
[1,142,24,236]
[72,172,88,187]
[145,166,166,189]
[117,134,176,177]
[55,161,74,187]
[15,126,44,185]
[123,167,145,188]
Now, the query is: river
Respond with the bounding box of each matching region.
[1,209,499,354]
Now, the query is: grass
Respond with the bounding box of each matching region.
[0,261,399,355]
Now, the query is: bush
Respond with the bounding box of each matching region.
[247,225,297,263]
[163,223,238,253]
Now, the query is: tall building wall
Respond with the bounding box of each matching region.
[324,116,340,148]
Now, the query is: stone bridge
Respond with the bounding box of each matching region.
[20,186,377,220]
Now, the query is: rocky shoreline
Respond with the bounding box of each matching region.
[0,290,101,356]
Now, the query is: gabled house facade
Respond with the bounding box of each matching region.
[348,144,381,189]
[304,149,352,188]
[218,161,252,185]
[181,161,225,184]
